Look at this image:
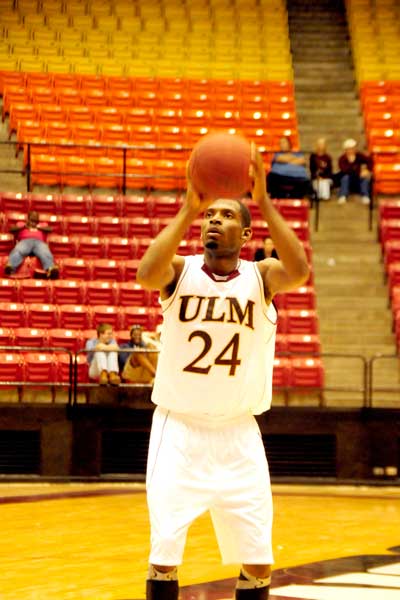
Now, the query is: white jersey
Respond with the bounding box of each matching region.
[151,254,277,423]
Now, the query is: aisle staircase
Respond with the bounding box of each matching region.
[287,0,364,158]
[312,201,398,406]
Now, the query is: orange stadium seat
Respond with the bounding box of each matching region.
[30,155,62,188]
[61,156,92,189]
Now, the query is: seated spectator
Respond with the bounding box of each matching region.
[309,137,333,201]
[267,136,310,199]
[337,138,373,205]
[4,210,59,278]
[254,236,279,261]
[119,324,159,384]
[85,323,121,386]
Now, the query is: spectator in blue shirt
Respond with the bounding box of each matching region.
[85,323,121,386]
[267,136,310,199]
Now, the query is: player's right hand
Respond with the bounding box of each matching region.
[185,162,214,216]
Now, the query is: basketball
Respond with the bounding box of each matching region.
[188,132,252,199]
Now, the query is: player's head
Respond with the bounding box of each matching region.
[96,322,114,342]
[201,198,252,256]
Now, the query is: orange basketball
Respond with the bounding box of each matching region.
[188,132,252,198]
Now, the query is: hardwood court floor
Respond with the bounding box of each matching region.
[0,483,399,599]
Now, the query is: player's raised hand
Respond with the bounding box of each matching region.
[249,142,268,206]
[185,162,214,216]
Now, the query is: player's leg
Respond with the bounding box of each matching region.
[106,351,120,385]
[146,564,178,600]
[210,416,273,599]
[146,408,212,599]
[88,352,108,384]
[31,240,59,277]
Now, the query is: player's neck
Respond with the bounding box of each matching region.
[203,254,240,277]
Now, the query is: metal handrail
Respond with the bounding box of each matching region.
[368,353,400,408]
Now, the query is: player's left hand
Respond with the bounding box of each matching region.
[249,143,268,205]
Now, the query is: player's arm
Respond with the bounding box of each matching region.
[136,181,213,294]
[250,146,310,298]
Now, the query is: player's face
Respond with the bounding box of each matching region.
[202,199,246,253]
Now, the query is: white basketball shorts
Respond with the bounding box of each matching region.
[146,406,274,566]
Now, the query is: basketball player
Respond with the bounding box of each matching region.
[136,147,310,600]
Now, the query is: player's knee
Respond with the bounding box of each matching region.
[150,564,177,576]
[242,564,271,578]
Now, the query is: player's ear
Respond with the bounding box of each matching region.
[241,227,252,243]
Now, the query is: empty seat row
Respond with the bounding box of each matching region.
[0,278,317,312]
[0,302,319,335]
[0,354,323,392]
[1,213,311,242]
[0,71,294,98]
[0,192,310,221]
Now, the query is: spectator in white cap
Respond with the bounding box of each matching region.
[337,139,373,205]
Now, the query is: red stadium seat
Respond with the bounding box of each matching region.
[52,280,83,304]
[286,310,319,335]
[272,357,292,388]
[120,306,157,330]
[29,193,59,214]
[57,352,88,383]
[19,279,52,304]
[0,278,18,302]
[23,352,57,383]
[0,191,30,213]
[63,215,96,236]
[0,327,14,345]
[124,259,140,280]
[58,194,91,216]
[60,258,92,280]
[91,194,122,216]
[58,304,92,329]
[91,259,124,281]
[76,235,105,259]
[120,194,150,218]
[117,282,149,307]
[290,357,325,389]
[85,281,117,305]
[281,287,316,310]
[378,199,400,221]
[0,302,26,327]
[286,334,321,355]
[14,327,47,348]
[48,329,82,352]
[96,216,127,237]
[26,303,58,328]
[0,352,24,383]
[125,217,156,238]
[91,305,122,328]
[105,237,135,260]
[48,234,77,258]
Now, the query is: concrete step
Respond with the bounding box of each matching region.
[290,38,350,48]
[295,80,356,92]
[295,92,358,104]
